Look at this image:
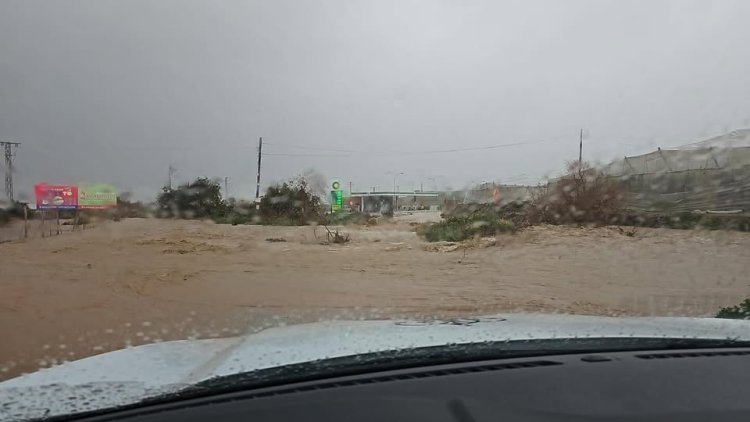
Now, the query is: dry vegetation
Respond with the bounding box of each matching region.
[527,161,627,225]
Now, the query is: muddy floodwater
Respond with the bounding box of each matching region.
[2,215,750,380]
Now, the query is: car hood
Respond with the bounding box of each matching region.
[2,313,750,420]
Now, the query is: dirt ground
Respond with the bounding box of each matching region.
[2,215,750,380]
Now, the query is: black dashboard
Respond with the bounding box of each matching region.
[73,347,750,421]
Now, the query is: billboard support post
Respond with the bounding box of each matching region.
[23,205,28,239]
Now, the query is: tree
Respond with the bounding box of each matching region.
[157,178,227,218]
[260,176,323,225]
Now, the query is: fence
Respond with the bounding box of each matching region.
[0,209,90,243]
[603,146,750,213]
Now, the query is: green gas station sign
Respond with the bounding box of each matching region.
[330,180,343,212]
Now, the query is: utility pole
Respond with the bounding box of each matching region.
[255,137,263,204]
[579,128,583,167]
[1,141,20,202]
[224,177,229,198]
[168,165,176,190]
[349,181,352,194]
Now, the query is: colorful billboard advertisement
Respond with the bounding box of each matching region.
[34,184,79,209]
[78,184,118,209]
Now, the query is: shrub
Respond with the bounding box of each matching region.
[527,161,626,225]
[157,178,228,219]
[717,299,750,320]
[419,213,516,242]
[0,202,30,225]
[259,177,323,225]
[117,196,150,218]
[445,201,530,228]
[698,215,722,230]
[664,211,701,229]
[209,199,260,225]
[77,213,92,225]
[324,211,371,226]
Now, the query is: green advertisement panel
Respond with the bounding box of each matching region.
[78,183,118,209]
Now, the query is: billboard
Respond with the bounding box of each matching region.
[78,183,118,209]
[34,184,79,209]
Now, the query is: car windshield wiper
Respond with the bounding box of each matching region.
[42,336,750,422]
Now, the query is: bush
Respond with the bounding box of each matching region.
[527,162,626,225]
[157,178,228,219]
[616,212,750,231]
[664,211,701,229]
[117,196,150,218]
[323,211,371,226]
[716,299,750,320]
[77,213,92,225]
[445,201,530,228]
[419,213,516,242]
[259,177,323,225]
[0,202,30,226]
[698,215,722,230]
[212,201,261,225]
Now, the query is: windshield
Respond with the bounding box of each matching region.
[2,0,750,419]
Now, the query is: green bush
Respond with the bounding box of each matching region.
[419,213,516,242]
[666,212,701,229]
[324,211,371,226]
[698,215,722,230]
[444,201,530,228]
[212,201,261,225]
[716,299,750,320]
[259,177,323,225]
[157,178,228,219]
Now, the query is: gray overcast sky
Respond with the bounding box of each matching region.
[2,0,750,201]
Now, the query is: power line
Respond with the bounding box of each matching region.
[265,139,551,156]
[263,141,360,153]
[263,152,350,157]
[25,138,552,156]
[406,140,548,154]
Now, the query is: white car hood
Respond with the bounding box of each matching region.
[2,314,750,420]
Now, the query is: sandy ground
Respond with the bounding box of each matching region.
[2,216,750,380]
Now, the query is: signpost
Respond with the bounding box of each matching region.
[330,180,343,212]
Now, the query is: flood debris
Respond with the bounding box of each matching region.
[265,237,287,243]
